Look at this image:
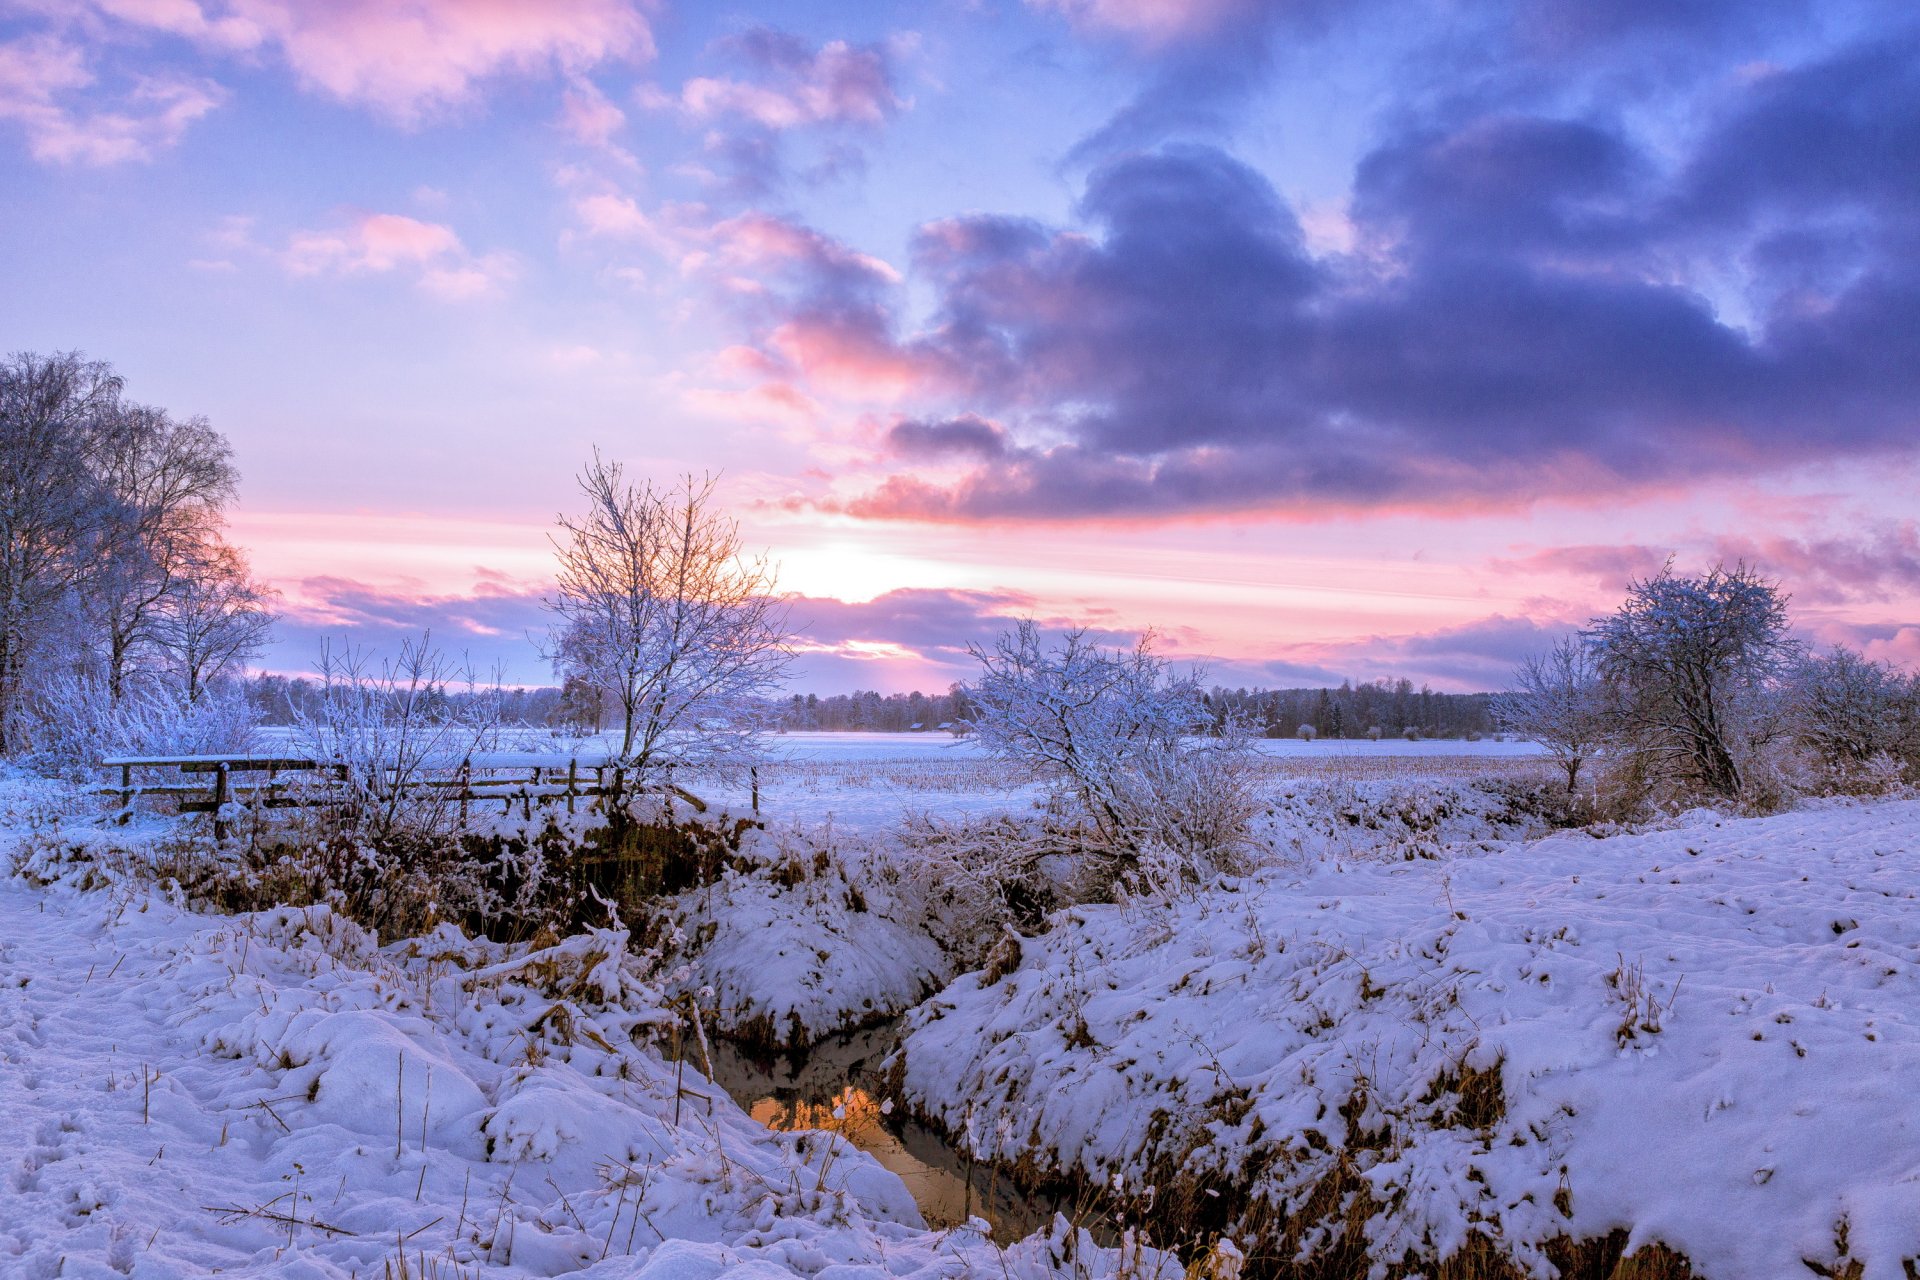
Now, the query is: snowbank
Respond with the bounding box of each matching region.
[659,828,952,1050]
[896,798,1920,1277]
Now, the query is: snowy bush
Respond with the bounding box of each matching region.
[1787,645,1919,790]
[21,667,257,780]
[1492,636,1609,794]
[964,622,1257,889]
[291,634,504,846]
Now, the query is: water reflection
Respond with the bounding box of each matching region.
[685,1021,1067,1239]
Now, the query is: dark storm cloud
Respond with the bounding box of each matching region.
[885,414,1010,460]
[743,26,1920,522]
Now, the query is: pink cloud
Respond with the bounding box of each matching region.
[674,31,903,131]
[283,212,514,298]
[559,76,627,147]
[83,0,655,124]
[572,191,660,242]
[705,211,900,283]
[766,317,926,400]
[1032,0,1264,48]
[0,34,223,164]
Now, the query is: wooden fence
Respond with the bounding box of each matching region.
[97,752,758,838]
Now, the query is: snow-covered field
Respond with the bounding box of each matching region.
[10,738,1919,1278]
[758,732,1547,762]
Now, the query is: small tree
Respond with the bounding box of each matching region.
[294,635,502,845]
[546,458,791,798]
[1586,562,1796,800]
[966,621,1254,887]
[148,540,275,704]
[1492,636,1610,793]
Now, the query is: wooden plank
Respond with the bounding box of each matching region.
[101,754,319,770]
[178,757,317,774]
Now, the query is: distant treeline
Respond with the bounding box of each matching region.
[1204,679,1495,740]
[246,674,1495,740]
[773,678,1496,739]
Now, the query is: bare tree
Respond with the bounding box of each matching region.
[1586,562,1797,800]
[0,352,122,752]
[148,539,276,704]
[294,635,502,844]
[90,402,239,700]
[546,458,791,797]
[1492,636,1610,793]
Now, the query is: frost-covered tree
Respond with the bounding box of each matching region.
[546,458,791,794]
[0,352,120,751]
[965,622,1254,885]
[1787,646,1919,774]
[1586,562,1796,800]
[294,635,503,844]
[1493,636,1610,793]
[0,351,273,759]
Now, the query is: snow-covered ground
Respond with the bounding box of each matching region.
[20,736,1918,1278]
[0,778,1170,1280]
[896,798,1920,1277]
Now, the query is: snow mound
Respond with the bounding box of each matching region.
[661,828,951,1050]
[897,798,1920,1278]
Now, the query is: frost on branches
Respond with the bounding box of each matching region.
[964,622,1257,891]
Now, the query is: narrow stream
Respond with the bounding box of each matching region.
[677,1020,1077,1240]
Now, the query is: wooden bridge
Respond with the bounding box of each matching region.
[97,751,756,837]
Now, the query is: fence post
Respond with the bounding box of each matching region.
[212,761,230,842]
[118,762,132,825]
[566,759,577,814]
[751,766,759,815]
[459,756,470,827]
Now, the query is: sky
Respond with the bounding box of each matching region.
[3,0,1917,694]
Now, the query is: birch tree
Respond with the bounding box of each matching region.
[0,352,121,752]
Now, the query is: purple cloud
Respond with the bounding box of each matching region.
[711,28,1920,522]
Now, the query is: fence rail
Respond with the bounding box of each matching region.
[97,752,757,838]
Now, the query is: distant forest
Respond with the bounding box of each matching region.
[774,679,1496,739]
[246,674,1496,740]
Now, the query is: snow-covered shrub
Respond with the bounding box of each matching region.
[895,810,1072,953]
[291,634,504,846]
[964,622,1256,889]
[21,667,257,780]
[1787,646,1919,791]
